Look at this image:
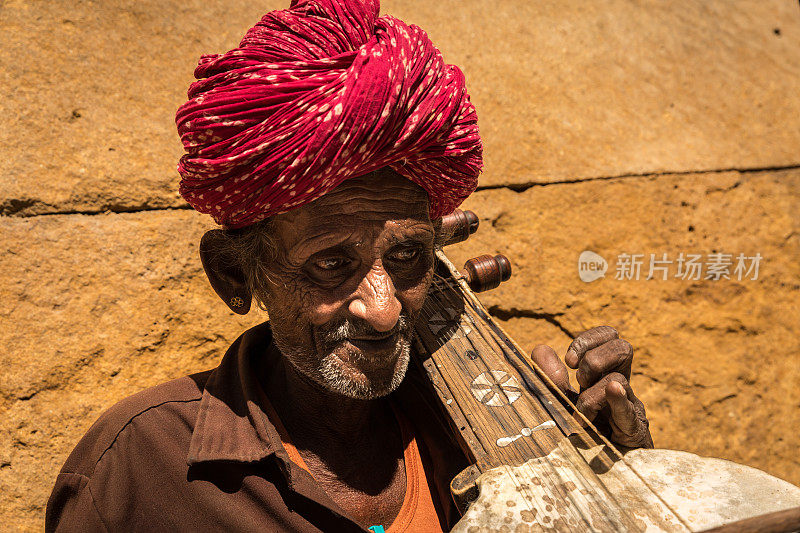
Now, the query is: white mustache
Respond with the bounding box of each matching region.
[319,314,411,344]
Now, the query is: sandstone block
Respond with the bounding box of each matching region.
[0,210,264,530]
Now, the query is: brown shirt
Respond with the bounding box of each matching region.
[45,322,469,532]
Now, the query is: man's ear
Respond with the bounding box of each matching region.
[199,230,252,315]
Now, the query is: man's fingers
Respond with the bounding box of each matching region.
[565,326,619,369]
[562,327,653,449]
[575,338,634,390]
[576,374,654,448]
[574,374,617,422]
[574,372,627,423]
[605,380,638,436]
[530,344,571,394]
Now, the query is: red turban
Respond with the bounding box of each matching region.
[176,0,482,229]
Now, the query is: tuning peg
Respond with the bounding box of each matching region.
[440,209,479,246]
[461,254,512,292]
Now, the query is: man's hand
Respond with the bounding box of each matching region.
[530,326,653,449]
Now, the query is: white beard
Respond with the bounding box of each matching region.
[271,314,414,400]
[318,337,411,399]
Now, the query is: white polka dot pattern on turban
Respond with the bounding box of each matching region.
[176,0,483,228]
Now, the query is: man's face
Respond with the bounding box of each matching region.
[256,171,435,399]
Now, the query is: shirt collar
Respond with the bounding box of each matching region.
[188,321,285,466]
[187,322,361,524]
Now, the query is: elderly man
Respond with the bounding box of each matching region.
[46,1,652,531]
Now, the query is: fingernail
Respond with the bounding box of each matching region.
[609,381,625,396]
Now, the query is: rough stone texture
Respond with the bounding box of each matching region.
[1,0,799,530]
[387,0,800,187]
[2,0,799,216]
[0,0,284,217]
[0,211,265,531]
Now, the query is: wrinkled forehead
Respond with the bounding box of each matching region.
[272,171,432,250]
[283,172,429,222]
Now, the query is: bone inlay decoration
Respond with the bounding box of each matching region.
[428,306,473,338]
[496,421,557,447]
[470,370,522,406]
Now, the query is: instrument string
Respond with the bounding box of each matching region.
[420,283,583,525]
[459,280,664,529]
[440,282,618,527]
[450,290,625,528]
[432,275,553,455]
[454,285,632,529]
[423,255,693,530]
[423,272,624,528]
[448,276,691,529]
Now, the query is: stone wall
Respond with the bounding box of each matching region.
[1,0,798,530]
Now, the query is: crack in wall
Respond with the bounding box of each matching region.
[2,204,193,218]
[475,163,800,192]
[3,162,799,218]
[486,305,577,339]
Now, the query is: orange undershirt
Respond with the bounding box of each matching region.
[259,395,443,533]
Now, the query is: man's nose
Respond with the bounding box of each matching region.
[348,263,402,332]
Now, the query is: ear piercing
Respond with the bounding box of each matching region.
[230,296,244,308]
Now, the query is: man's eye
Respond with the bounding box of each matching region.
[314,257,350,271]
[388,247,421,262]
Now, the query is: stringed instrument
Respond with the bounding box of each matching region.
[412,210,800,532]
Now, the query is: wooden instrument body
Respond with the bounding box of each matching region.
[451,446,800,532]
[413,249,800,532]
